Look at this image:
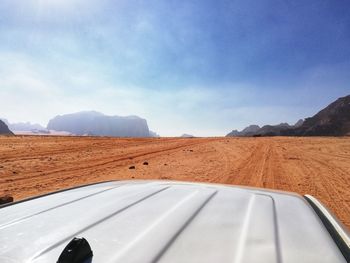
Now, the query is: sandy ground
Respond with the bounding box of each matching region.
[0,136,349,229]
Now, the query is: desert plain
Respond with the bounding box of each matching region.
[0,135,349,229]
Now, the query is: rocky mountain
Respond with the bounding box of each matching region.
[0,119,46,132]
[227,123,294,137]
[9,122,45,132]
[1,118,9,125]
[227,125,260,137]
[0,120,13,135]
[241,125,260,134]
[180,134,195,138]
[255,123,293,136]
[226,130,240,137]
[149,130,160,137]
[283,95,350,136]
[294,119,304,128]
[226,95,350,137]
[47,111,150,137]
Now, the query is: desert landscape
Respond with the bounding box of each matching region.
[0,135,349,229]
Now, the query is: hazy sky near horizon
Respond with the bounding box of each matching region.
[0,0,349,136]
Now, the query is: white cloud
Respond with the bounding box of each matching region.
[1,50,348,136]
[0,53,250,136]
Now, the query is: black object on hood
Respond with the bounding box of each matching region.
[57,237,93,263]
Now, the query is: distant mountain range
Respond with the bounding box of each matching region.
[47,111,151,137]
[227,121,303,137]
[0,120,13,135]
[3,95,349,138]
[1,119,46,132]
[227,95,350,137]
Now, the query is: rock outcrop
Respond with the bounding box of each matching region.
[283,95,350,136]
[0,120,14,135]
[226,95,350,137]
[180,134,195,138]
[227,123,291,137]
[227,125,261,137]
[47,111,150,137]
[149,130,160,137]
[8,122,45,132]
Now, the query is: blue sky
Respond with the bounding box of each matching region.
[0,0,349,136]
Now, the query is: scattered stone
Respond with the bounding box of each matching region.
[189,150,193,152]
[12,171,17,174]
[288,157,300,160]
[164,163,168,166]
[0,195,13,205]
[129,166,135,169]
[143,161,149,165]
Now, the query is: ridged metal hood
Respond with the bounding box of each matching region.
[0,180,347,262]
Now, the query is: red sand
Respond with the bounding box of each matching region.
[0,136,349,229]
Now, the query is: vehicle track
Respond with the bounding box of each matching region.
[0,136,349,229]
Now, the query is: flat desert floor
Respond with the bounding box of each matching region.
[0,136,349,229]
